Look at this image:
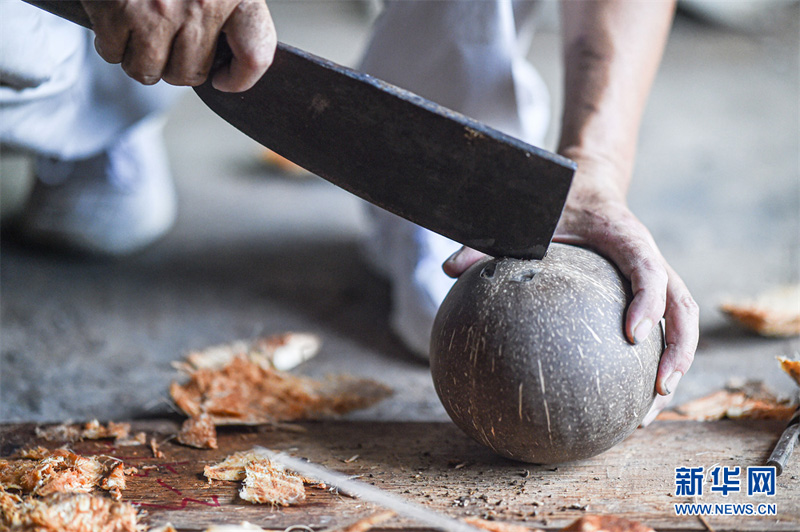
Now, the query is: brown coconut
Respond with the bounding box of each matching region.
[430,243,664,463]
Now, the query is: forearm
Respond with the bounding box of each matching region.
[558,0,675,201]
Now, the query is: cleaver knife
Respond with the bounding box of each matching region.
[24,0,575,259]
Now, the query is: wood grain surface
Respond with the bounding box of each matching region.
[1,420,797,531]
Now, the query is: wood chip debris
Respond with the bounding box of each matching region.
[177,412,218,450]
[0,488,142,532]
[464,516,542,532]
[560,515,655,532]
[0,446,140,530]
[778,356,800,387]
[204,450,261,482]
[326,510,396,532]
[35,420,146,447]
[657,380,796,421]
[239,461,305,506]
[149,525,178,532]
[149,438,165,459]
[0,447,133,499]
[204,450,312,506]
[100,463,128,501]
[720,283,800,337]
[174,332,321,373]
[170,335,392,448]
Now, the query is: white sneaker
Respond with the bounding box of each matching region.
[16,117,176,256]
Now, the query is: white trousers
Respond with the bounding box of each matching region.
[359,0,550,355]
[0,0,549,356]
[0,1,181,159]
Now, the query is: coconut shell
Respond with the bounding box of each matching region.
[430,244,663,463]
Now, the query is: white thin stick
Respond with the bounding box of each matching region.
[254,447,482,532]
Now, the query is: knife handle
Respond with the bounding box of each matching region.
[22,0,234,78]
[23,1,92,29]
[766,407,800,476]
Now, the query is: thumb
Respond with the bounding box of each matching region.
[442,247,487,278]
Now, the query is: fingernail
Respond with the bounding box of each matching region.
[664,371,682,395]
[633,318,654,344]
[445,249,463,264]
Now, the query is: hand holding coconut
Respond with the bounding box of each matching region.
[442,0,699,434]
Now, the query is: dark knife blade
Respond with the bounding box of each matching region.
[24,0,576,259]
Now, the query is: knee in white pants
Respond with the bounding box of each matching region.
[360,0,550,359]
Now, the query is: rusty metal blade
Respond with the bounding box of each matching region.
[194,44,574,259]
[24,0,575,259]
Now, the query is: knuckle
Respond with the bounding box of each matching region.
[148,0,171,18]
[663,344,695,374]
[239,48,272,73]
[194,0,219,12]
[179,73,207,86]
[635,255,663,276]
[674,294,699,316]
[124,65,159,85]
[163,60,210,86]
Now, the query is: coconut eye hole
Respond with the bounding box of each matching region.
[480,263,497,279]
[512,270,538,282]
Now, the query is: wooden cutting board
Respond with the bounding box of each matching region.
[1,419,797,532]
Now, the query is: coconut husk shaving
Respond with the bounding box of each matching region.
[326,510,396,532]
[658,353,800,421]
[35,420,146,447]
[0,447,134,501]
[174,332,321,374]
[560,515,656,532]
[464,517,542,532]
[657,380,796,421]
[720,283,800,337]
[204,449,312,506]
[171,354,392,424]
[0,488,142,532]
[238,460,305,506]
[778,356,800,387]
[176,412,219,450]
[170,336,392,448]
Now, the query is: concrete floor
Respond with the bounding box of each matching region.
[1,2,799,423]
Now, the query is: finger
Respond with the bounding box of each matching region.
[569,227,669,345]
[212,0,277,92]
[624,252,669,345]
[442,247,487,278]
[640,393,673,427]
[122,22,175,85]
[82,1,129,64]
[654,265,699,396]
[162,10,218,86]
